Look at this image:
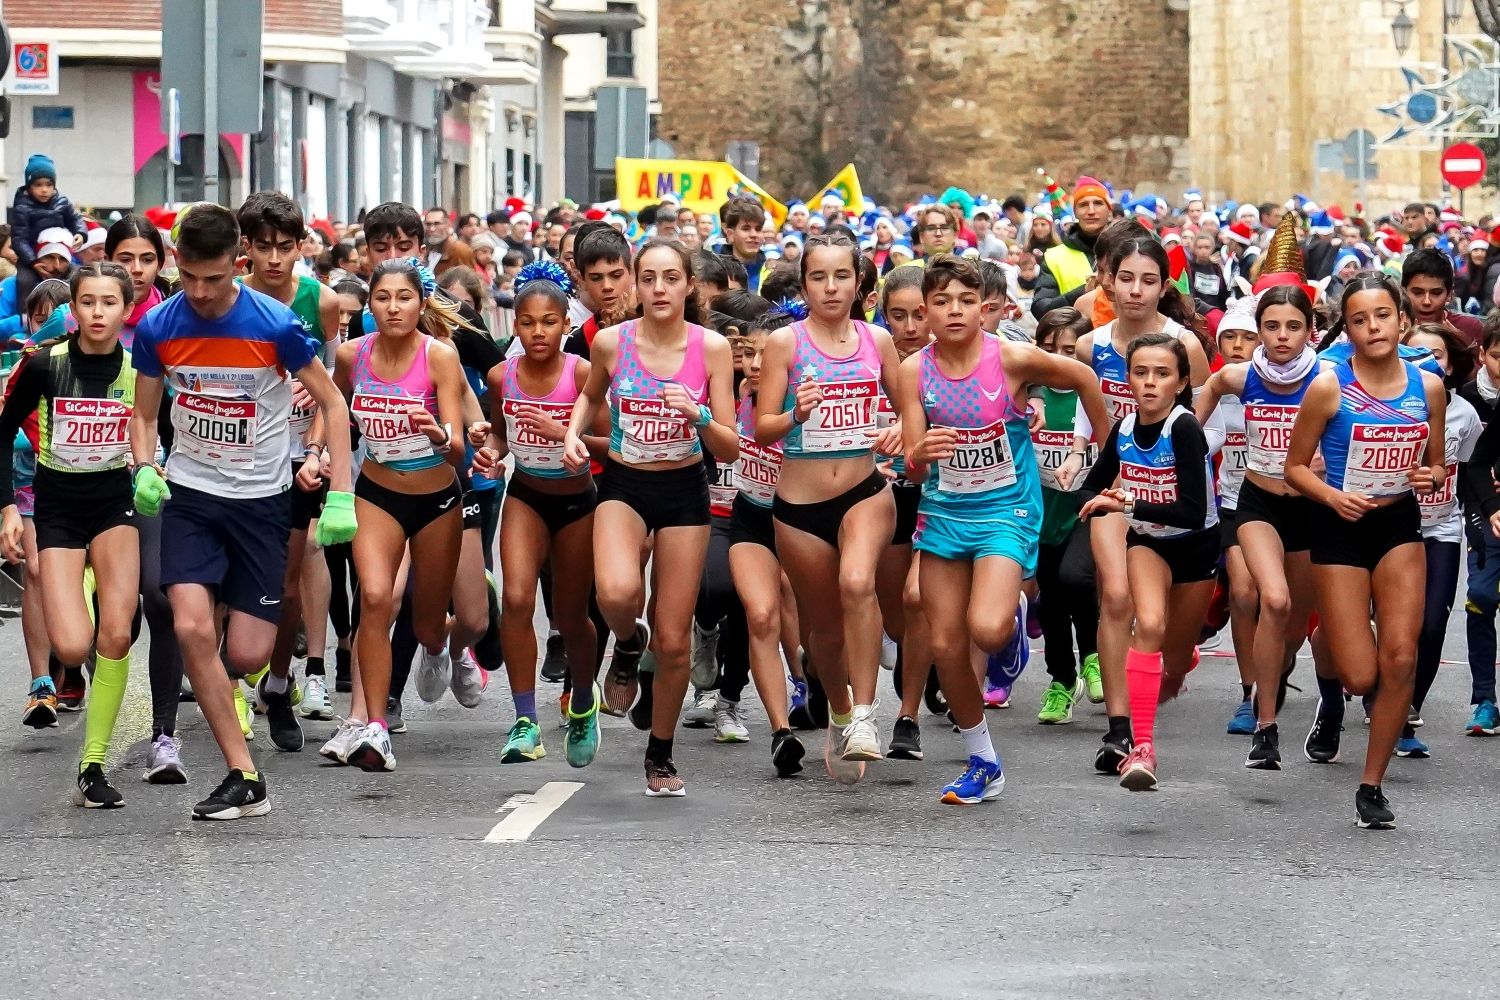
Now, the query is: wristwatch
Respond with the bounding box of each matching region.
[1121,492,1136,518]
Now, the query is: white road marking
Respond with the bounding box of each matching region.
[483,781,584,843]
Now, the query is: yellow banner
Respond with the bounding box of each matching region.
[615,158,740,214]
[730,168,788,231]
[808,163,863,216]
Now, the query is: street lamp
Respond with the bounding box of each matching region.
[1444,0,1464,27]
[1392,3,1415,54]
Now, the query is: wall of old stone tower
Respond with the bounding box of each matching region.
[656,0,1190,205]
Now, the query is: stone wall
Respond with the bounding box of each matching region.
[657,0,1190,205]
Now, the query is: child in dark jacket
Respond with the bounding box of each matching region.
[10,153,85,271]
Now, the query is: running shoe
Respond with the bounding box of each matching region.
[1226,699,1256,736]
[824,723,866,785]
[603,620,649,716]
[319,718,360,764]
[713,696,750,743]
[922,669,947,716]
[299,674,334,721]
[1355,783,1395,830]
[984,594,1031,688]
[627,661,655,731]
[180,673,196,702]
[1080,653,1104,704]
[644,757,686,797]
[57,667,85,712]
[691,620,721,688]
[1468,699,1500,736]
[788,676,814,731]
[684,688,716,728]
[386,698,406,734]
[565,686,602,768]
[1037,678,1083,725]
[841,704,882,761]
[940,754,1005,804]
[1409,708,1424,729]
[143,733,187,784]
[347,723,396,772]
[192,769,270,821]
[540,632,568,683]
[983,681,1011,709]
[1304,707,1342,763]
[1245,724,1282,770]
[772,730,805,777]
[233,685,255,740]
[73,763,124,809]
[256,674,304,752]
[450,649,487,709]
[887,715,923,760]
[880,632,898,670]
[22,677,58,729]
[500,717,546,763]
[1118,742,1159,791]
[1094,733,1132,775]
[413,645,452,704]
[1395,733,1431,759]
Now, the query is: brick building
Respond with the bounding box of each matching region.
[655,0,1190,205]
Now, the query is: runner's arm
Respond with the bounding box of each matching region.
[0,353,47,508]
[754,328,798,445]
[698,332,740,464]
[129,372,165,471]
[295,359,352,493]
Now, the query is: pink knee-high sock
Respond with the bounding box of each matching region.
[1125,647,1164,747]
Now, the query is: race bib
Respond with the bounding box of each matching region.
[735,435,781,505]
[1193,271,1222,296]
[937,421,1017,494]
[802,379,878,453]
[709,459,736,513]
[1220,430,1249,485]
[617,395,696,465]
[1120,460,1181,535]
[351,393,433,464]
[1033,428,1095,492]
[173,391,256,467]
[51,397,131,469]
[502,398,573,474]
[287,377,316,438]
[1418,461,1459,530]
[1101,378,1136,426]
[1342,423,1426,497]
[1244,402,1298,477]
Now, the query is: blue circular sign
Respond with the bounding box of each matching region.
[1407,92,1439,124]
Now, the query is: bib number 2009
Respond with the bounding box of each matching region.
[174,393,256,465]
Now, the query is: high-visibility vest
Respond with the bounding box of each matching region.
[1043,242,1093,296]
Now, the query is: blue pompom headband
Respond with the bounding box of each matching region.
[515,258,576,298]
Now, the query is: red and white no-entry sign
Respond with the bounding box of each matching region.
[1441,143,1487,189]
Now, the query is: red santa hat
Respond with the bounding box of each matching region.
[1225,221,1256,246]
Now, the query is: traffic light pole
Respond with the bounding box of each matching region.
[202,0,218,203]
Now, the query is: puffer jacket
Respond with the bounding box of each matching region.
[10,188,87,268]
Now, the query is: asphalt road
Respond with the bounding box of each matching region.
[2,601,1497,999]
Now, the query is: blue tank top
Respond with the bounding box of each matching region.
[1117,406,1218,538]
[1241,366,1312,479]
[1320,360,1430,496]
[1091,331,1136,426]
[1320,337,1442,378]
[916,337,1041,521]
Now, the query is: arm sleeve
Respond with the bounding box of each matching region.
[0,354,48,508]
[1080,423,1122,500]
[1129,414,1211,530]
[1201,392,1226,455]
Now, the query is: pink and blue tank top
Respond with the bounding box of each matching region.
[734,395,782,508]
[501,353,582,479]
[608,321,708,466]
[350,333,444,472]
[1321,360,1429,497]
[781,320,883,459]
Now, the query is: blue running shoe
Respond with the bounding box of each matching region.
[985,594,1031,688]
[1227,699,1256,736]
[787,676,815,731]
[1395,734,1431,759]
[1468,700,1500,737]
[940,754,1005,804]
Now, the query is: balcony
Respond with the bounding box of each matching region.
[343,0,398,36]
[534,0,644,38]
[396,47,539,85]
[485,25,542,68]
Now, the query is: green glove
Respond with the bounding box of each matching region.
[133,466,171,516]
[316,490,358,546]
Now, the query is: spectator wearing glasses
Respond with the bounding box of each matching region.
[914,203,960,258]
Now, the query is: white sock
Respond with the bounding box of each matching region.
[264,672,289,695]
[959,718,997,763]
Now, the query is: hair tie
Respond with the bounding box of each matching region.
[775,297,809,321]
[402,256,438,298]
[515,258,575,298]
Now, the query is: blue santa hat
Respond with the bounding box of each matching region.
[1308,211,1336,236]
[1333,249,1363,273]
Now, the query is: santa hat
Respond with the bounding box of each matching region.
[1333,249,1364,274]
[503,196,527,217]
[1226,221,1256,246]
[583,206,607,222]
[1308,211,1335,236]
[82,227,108,251]
[1182,188,1205,207]
[509,211,533,229]
[1235,203,1260,224]
[35,227,73,261]
[1375,226,1406,259]
[1441,208,1462,225]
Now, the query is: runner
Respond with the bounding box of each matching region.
[1194,286,1320,767]
[563,239,739,796]
[755,232,901,784]
[474,260,605,766]
[0,263,139,807]
[1284,271,1446,829]
[1458,318,1500,735]
[129,203,357,820]
[331,257,467,773]
[1079,333,1220,792]
[899,254,1107,802]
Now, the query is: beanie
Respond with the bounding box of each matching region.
[1072,176,1109,208]
[25,153,56,186]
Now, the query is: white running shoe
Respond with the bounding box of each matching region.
[319,718,361,764]
[880,632,898,670]
[842,703,883,761]
[299,675,334,720]
[347,722,396,772]
[450,648,486,709]
[713,696,750,743]
[824,724,866,785]
[690,621,721,689]
[142,733,187,784]
[413,645,452,704]
[683,688,716,728]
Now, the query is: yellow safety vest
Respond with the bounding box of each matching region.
[1043,243,1094,296]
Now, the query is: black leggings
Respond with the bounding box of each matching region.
[1036,522,1099,688]
[693,516,750,700]
[1414,538,1461,714]
[138,511,184,737]
[324,541,359,641]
